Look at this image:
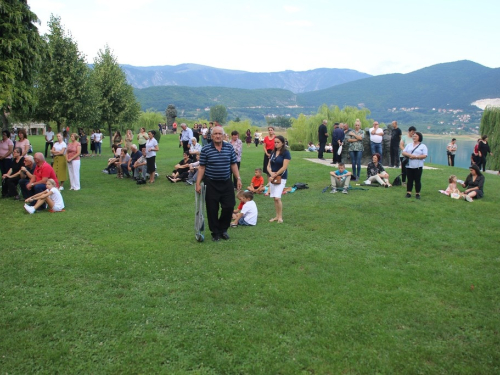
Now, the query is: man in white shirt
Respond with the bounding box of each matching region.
[44,126,54,158]
[369,121,384,157]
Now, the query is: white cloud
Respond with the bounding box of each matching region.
[285,20,312,27]
[284,5,300,13]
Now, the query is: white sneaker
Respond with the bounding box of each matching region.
[465,195,473,202]
[24,204,35,214]
[59,186,64,191]
[364,180,371,185]
[330,188,337,194]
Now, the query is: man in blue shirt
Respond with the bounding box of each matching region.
[196,127,242,241]
[180,123,193,153]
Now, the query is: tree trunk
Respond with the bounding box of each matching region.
[108,124,113,147]
[1,112,9,131]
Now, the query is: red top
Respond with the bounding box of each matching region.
[34,162,59,187]
[251,175,264,188]
[263,136,275,151]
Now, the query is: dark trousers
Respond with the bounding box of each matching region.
[121,163,132,177]
[406,167,423,194]
[447,153,455,166]
[400,157,407,183]
[7,176,21,197]
[332,143,342,163]
[45,142,53,158]
[204,178,235,237]
[390,145,400,167]
[182,141,189,153]
[318,141,326,159]
[232,161,241,188]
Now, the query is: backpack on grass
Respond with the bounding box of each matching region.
[392,174,402,186]
[293,183,309,190]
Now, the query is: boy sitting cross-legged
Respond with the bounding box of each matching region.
[247,168,265,194]
[329,162,352,194]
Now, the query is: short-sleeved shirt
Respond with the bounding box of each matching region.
[263,136,275,152]
[199,142,237,180]
[347,129,364,152]
[0,138,14,159]
[34,162,59,187]
[318,124,328,142]
[146,138,158,158]
[270,149,291,179]
[251,175,264,188]
[241,200,258,225]
[49,187,64,209]
[369,127,384,143]
[367,162,385,178]
[53,141,67,154]
[230,139,242,162]
[11,156,25,175]
[66,142,80,161]
[403,143,428,169]
[391,128,402,147]
[447,142,457,155]
[334,169,349,177]
[45,131,54,142]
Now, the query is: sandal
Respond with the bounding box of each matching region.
[269,217,278,222]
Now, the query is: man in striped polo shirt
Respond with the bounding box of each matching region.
[196,127,242,241]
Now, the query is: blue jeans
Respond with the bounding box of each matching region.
[370,141,382,156]
[349,151,362,178]
[95,142,102,154]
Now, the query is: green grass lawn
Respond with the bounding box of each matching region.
[1,134,499,374]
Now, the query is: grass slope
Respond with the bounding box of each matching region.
[1,135,499,374]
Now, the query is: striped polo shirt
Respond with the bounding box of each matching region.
[199,142,237,180]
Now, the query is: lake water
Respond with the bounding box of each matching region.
[422,137,477,169]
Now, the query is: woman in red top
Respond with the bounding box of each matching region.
[66,133,82,190]
[262,127,276,178]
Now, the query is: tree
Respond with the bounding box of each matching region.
[210,105,227,124]
[0,0,43,130]
[480,107,500,171]
[266,116,292,128]
[35,15,98,132]
[92,45,140,145]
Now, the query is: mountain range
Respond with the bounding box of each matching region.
[122,64,371,93]
[131,60,500,129]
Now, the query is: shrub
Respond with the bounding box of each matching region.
[290,144,305,151]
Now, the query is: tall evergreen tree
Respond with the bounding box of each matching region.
[92,45,140,145]
[35,15,98,132]
[0,0,43,130]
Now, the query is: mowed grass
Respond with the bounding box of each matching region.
[1,134,499,374]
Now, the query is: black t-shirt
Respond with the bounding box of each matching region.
[11,157,25,175]
[391,128,402,147]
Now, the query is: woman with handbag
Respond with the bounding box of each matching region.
[267,135,291,224]
[402,132,428,200]
[51,133,67,191]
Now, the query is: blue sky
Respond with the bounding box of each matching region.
[29,0,500,75]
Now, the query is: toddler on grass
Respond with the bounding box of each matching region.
[231,191,258,227]
[439,175,458,195]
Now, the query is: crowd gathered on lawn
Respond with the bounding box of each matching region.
[0,119,492,232]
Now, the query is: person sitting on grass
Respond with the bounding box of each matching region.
[124,144,142,178]
[167,152,191,183]
[24,178,64,214]
[439,175,458,195]
[116,148,130,179]
[307,142,317,152]
[133,148,148,183]
[186,155,200,185]
[365,153,391,187]
[247,168,265,194]
[230,191,258,227]
[102,144,122,174]
[329,162,352,194]
[460,164,485,202]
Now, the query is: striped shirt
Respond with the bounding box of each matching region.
[200,142,237,180]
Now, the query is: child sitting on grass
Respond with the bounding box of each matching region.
[329,162,352,194]
[439,175,458,195]
[24,178,65,214]
[231,191,258,227]
[247,168,265,194]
